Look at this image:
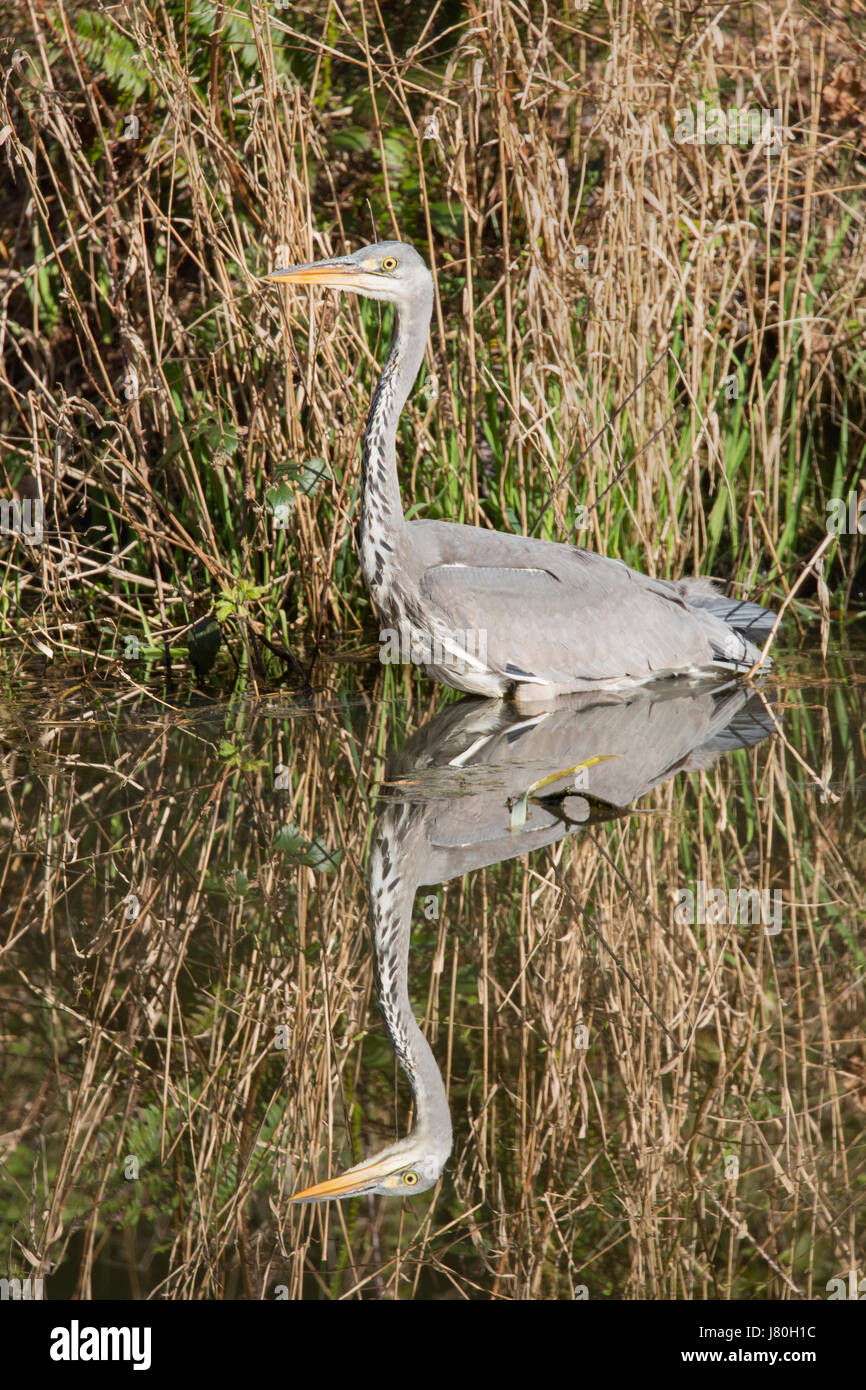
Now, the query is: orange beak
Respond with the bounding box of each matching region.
[289,1151,402,1204]
[265,256,373,292]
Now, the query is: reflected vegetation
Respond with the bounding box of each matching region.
[1,648,865,1299]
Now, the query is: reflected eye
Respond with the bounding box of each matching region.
[403,1171,418,1186]
[381,256,398,272]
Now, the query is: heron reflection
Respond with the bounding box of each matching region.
[289,680,775,1203]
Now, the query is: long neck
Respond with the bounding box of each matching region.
[360,289,433,557]
[367,807,452,1153]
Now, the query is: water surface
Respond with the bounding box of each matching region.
[1,641,864,1299]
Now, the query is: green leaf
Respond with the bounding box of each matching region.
[331,128,371,153]
[188,617,221,677]
[273,822,342,872]
[206,421,239,457]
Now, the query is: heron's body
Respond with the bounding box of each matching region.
[367,518,768,699]
[269,240,774,702]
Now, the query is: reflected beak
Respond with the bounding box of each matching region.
[265,257,371,292]
[289,1152,399,1204]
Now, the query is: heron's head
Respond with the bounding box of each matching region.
[266,240,431,308]
[288,1130,449,1204]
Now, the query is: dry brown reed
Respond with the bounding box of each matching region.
[0,0,863,662]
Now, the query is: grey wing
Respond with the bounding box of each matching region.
[418,556,716,685]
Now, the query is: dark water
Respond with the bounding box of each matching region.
[1,640,864,1299]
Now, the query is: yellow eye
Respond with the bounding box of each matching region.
[403,1171,418,1186]
[381,256,398,272]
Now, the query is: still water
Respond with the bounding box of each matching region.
[1,642,864,1299]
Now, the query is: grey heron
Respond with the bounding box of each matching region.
[268,242,775,704]
[288,681,776,1203]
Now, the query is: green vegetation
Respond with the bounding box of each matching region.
[0,0,863,686]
